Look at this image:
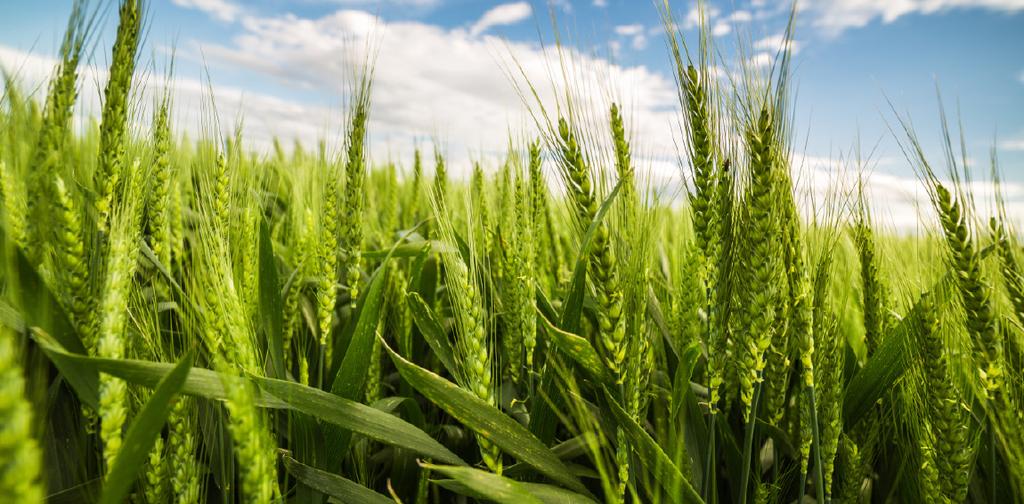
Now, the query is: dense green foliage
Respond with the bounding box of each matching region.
[1,1,1023,503]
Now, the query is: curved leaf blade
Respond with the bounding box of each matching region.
[537,311,610,384]
[425,464,544,504]
[602,388,704,504]
[325,262,390,467]
[31,337,463,466]
[258,219,285,379]
[385,341,589,495]
[561,180,622,333]
[427,463,598,504]
[407,291,456,376]
[256,376,465,466]
[99,353,193,504]
[282,454,392,504]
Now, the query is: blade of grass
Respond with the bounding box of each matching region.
[424,463,543,504]
[99,353,193,504]
[560,181,622,333]
[282,453,393,504]
[257,375,465,466]
[426,462,598,504]
[386,340,589,495]
[537,310,611,384]
[325,262,389,466]
[407,291,456,376]
[258,219,286,379]
[32,331,463,465]
[601,387,704,504]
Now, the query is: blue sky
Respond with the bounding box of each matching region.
[1,0,1023,227]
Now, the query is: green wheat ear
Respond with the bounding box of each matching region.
[733,104,782,420]
[53,176,93,350]
[0,160,28,249]
[148,95,174,272]
[431,193,502,474]
[317,165,340,359]
[27,0,86,253]
[167,398,200,504]
[935,183,1002,397]
[0,328,44,502]
[95,0,142,231]
[853,217,892,357]
[97,163,144,473]
[342,72,372,305]
[916,291,972,503]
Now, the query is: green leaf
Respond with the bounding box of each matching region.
[32,336,462,466]
[363,240,438,260]
[844,264,965,429]
[426,464,544,504]
[0,298,26,333]
[755,419,796,460]
[256,376,465,466]
[6,245,97,406]
[259,219,286,379]
[602,388,704,504]
[647,287,678,360]
[670,341,702,426]
[535,287,559,326]
[324,262,389,467]
[331,263,388,399]
[560,260,587,334]
[843,299,923,430]
[32,334,288,408]
[31,328,100,409]
[9,243,85,354]
[385,341,589,495]
[504,437,591,478]
[560,180,622,333]
[407,291,456,376]
[282,454,392,504]
[47,479,101,504]
[519,482,600,504]
[100,353,193,504]
[138,239,186,300]
[426,463,597,504]
[537,310,610,384]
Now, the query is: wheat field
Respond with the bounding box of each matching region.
[1,1,1022,503]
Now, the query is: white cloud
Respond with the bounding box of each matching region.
[712,20,731,36]
[10,4,1020,233]
[683,4,721,29]
[803,0,1024,36]
[631,34,648,50]
[326,0,441,6]
[754,34,801,54]
[609,39,622,58]
[171,0,241,22]
[728,10,753,22]
[747,51,773,68]
[593,0,608,6]
[175,8,680,177]
[469,2,533,37]
[614,24,644,36]
[613,24,648,50]
[0,44,332,154]
[1001,136,1024,151]
[789,153,1024,233]
[614,24,648,49]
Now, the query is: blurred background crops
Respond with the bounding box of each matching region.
[1,1,1022,503]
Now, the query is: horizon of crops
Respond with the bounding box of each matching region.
[1,1,1022,503]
